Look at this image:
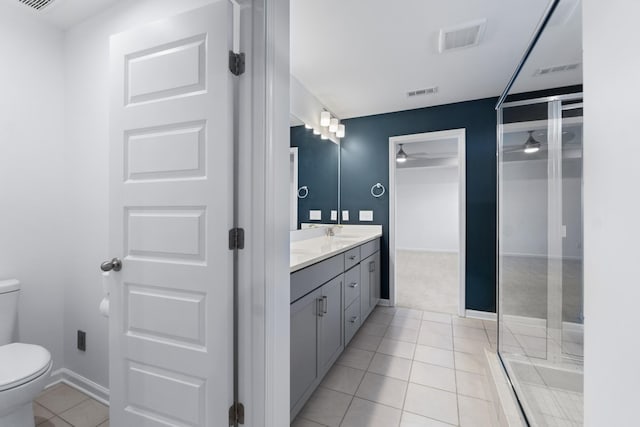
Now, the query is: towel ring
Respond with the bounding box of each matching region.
[371,183,385,198]
[297,186,309,199]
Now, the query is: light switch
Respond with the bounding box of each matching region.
[309,210,322,221]
[359,210,374,221]
[331,210,337,221]
[342,210,349,221]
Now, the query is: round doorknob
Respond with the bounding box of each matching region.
[101,258,122,272]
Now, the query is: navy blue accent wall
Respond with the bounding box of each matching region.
[341,98,498,312]
[290,126,339,228]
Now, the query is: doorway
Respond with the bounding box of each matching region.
[389,129,466,316]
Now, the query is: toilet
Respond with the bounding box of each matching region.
[0,280,52,427]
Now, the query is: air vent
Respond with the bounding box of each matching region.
[534,63,581,76]
[17,0,56,10]
[439,19,486,53]
[407,87,438,98]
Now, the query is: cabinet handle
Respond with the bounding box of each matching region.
[323,296,328,314]
[369,261,375,272]
[350,316,359,323]
[348,255,356,260]
[349,282,358,288]
[317,298,324,317]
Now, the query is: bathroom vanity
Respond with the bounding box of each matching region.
[289,226,382,419]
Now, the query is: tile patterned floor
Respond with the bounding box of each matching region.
[292,306,498,427]
[34,383,109,427]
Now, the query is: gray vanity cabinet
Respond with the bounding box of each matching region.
[290,288,321,411]
[318,275,344,376]
[360,240,381,322]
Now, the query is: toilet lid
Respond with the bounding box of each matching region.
[0,343,52,392]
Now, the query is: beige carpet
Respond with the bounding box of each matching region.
[396,250,459,314]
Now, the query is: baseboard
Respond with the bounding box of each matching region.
[466,309,497,321]
[47,368,109,406]
[376,299,391,307]
[502,314,547,327]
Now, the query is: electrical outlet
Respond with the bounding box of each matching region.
[77,330,86,352]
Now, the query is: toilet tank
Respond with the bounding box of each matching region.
[0,279,20,346]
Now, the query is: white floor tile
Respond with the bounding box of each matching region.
[59,398,109,427]
[337,347,375,370]
[291,417,326,427]
[368,353,412,381]
[417,329,453,351]
[395,308,424,319]
[403,383,458,425]
[360,321,389,337]
[35,384,89,415]
[368,311,394,326]
[349,332,384,352]
[409,361,456,393]
[458,395,493,427]
[455,370,490,401]
[453,325,489,342]
[453,337,491,355]
[390,316,422,330]
[355,372,408,409]
[320,364,365,395]
[452,317,485,329]
[421,311,452,325]
[298,387,352,427]
[385,325,420,343]
[377,338,416,360]
[341,397,402,427]
[400,411,455,426]
[420,321,452,337]
[413,345,454,369]
[454,352,486,375]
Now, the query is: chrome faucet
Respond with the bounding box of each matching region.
[325,225,343,237]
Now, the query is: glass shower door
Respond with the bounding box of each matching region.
[498,95,584,426]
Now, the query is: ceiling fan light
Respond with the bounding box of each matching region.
[320,111,331,127]
[396,144,408,163]
[524,146,540,154]
[523,131,541,154]
[329,118,339,133]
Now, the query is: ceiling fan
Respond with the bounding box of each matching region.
[395,144,457,163]
[502,130,578,155]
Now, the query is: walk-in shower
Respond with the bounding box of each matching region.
[496,0,583,425]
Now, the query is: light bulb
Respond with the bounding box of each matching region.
[321,128,329,140]
[329,118,339,133]
[313,128,321,135]
[320,111,331,127]
[304,123,313,129]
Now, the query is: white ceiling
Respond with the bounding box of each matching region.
[10,0,120,29]
[291,0,582,119]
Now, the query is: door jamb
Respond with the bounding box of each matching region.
[388,129,466,317]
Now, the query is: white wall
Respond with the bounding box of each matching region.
[62,0,220,389]
[396,166,459,252]
[0,3,66,372]
[583,0,640,425]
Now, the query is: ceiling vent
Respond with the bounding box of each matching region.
[534,63,581,76]
[407,87,438,98]
[439,19,486,53]
[17,0,56,11]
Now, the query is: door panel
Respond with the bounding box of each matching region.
[109,3,233,426]
[319,275,344,376]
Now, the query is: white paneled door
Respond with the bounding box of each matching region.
[108,3,234,426]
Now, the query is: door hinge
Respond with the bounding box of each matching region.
[229,227,245,250]
[229,51,246,76]
[229,401,245,425]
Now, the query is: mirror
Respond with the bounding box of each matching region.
[289,114,339,230]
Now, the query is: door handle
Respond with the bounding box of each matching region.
[349,282,358,288]
[369,261,375,272]
[350,316,359,323]
[100,258,122,272]
[323,296,328,314]
[348,255,356,261]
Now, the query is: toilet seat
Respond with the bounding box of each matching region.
[0,343,52,392]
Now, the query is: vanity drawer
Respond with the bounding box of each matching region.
[291,254,344,303]
[344,265,361,307]
[344,247,361,271]
[360,238,380,259]
[344,298,361,345]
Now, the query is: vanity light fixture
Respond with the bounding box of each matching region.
[336,124,345,138]
[329,118,339,133]
[320,111,331,127]
[396,144,408,163]
[305,123,313,129]
[313,128,321,135]
[321,128,330,140]
[523,131,541,154]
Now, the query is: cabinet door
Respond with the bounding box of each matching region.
[360,257,371,322]
[370,251,381,310]
[318,275,344,377]
[290,288,321,412]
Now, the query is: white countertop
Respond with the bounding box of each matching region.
[290,225,383,273]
